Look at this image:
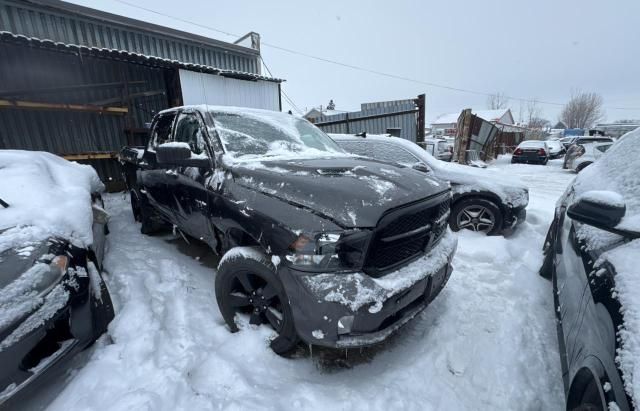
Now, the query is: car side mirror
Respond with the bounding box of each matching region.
[156,143,211,168]
[567,190,625,230]
[412,163,429,173]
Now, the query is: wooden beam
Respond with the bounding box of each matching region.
[62,152,118,161]
[0,100,128,115]
[0,81,146,98]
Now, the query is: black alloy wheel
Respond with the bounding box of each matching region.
[216,252,298,355]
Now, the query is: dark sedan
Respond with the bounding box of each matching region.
[539,130,640,410]
[511,140,550,165]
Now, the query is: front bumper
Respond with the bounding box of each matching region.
[502,205,527,234]
[278,231,457,348]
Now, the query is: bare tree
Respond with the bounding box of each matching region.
[528,117,550,129]
[560,91,604,129]
[526,99,541,125]
[487,92,509,110]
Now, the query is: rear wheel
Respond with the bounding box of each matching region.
[450,198,503,235]
[215,250,299,356]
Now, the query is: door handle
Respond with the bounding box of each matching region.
[165,169,179,178]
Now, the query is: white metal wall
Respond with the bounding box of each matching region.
[179,69,280,110]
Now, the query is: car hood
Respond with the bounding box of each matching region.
[227,156,449,228]
[433,162,529,208]
[0,239,55,337]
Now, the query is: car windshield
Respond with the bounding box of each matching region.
[206,109,346,160]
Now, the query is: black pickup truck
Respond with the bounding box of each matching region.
[120,106,457,355]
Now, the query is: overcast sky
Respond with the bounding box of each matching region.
[71,0,640,123]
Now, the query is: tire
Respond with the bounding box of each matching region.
[88,263,115,341]
[450,197,503,235]
[569,374,606,411]
[215,249,299,356]
[138,198,167,235]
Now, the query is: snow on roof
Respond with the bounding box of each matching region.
[0,151,103,252]
[432,109,511,125]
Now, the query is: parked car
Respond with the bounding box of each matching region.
[423,138,453,162]
[565,142,613,172]
[511,140,550,165]
[563,137,615,169]
[120,106,457,355]
[0,151,114,407]
[539,130,640,411]
[545,139,565,159]
[331,134,529,235]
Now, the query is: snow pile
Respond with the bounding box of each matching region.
[575,190,625,208]
[0,150,103,251]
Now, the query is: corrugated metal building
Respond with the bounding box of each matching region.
[0,0,283,189]
[306,96,425,143]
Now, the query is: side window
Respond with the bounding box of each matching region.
[174,113,207,155]
[373,142,420,166]
[149,113,177,150]
[596,144,611,153]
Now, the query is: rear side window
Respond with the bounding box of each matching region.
[149,113,177,150]
[174,112,207,155]
[338,140,419,165]
[596,144,612,153]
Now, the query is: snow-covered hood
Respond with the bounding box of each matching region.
[229,156,448,228]
[434,162,529,207]
[0,150,103,252]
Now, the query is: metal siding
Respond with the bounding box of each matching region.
[314,101,418,142]
[0,0,260,74]
[0,43,170,182]
[178,69,280,111]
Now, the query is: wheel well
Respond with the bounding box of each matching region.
[224,227,261,253]
[452,193,504,214]
[567,367,605,410]
[576,162,592,172]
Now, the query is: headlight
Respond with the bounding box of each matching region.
[285,231,370,272]
[32,255,69,295]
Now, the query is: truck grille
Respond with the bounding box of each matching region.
[364,193,450,278]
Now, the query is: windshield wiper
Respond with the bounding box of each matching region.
[0,198,9,208]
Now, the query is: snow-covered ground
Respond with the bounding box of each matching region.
[27,157,576,411]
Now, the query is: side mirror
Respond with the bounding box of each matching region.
[567,190,625,230]
[156,143,211,168]
[412,163,430,173]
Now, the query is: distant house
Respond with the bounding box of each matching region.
[431,108,514,136]
[553,121,567,129]
[304,107,348,120]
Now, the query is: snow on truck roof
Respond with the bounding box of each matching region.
[0,150,103,253]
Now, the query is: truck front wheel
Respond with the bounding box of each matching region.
[215,249,299,356]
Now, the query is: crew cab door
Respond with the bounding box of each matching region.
[166,110,217,245]
[139,111,178,221]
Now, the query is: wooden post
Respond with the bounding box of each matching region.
[415,94,426,143]
[455,109,473,163]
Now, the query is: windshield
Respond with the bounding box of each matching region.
[206,110,346,160]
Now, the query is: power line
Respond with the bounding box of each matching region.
[112,0,640,111]
[260,56,303,115]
